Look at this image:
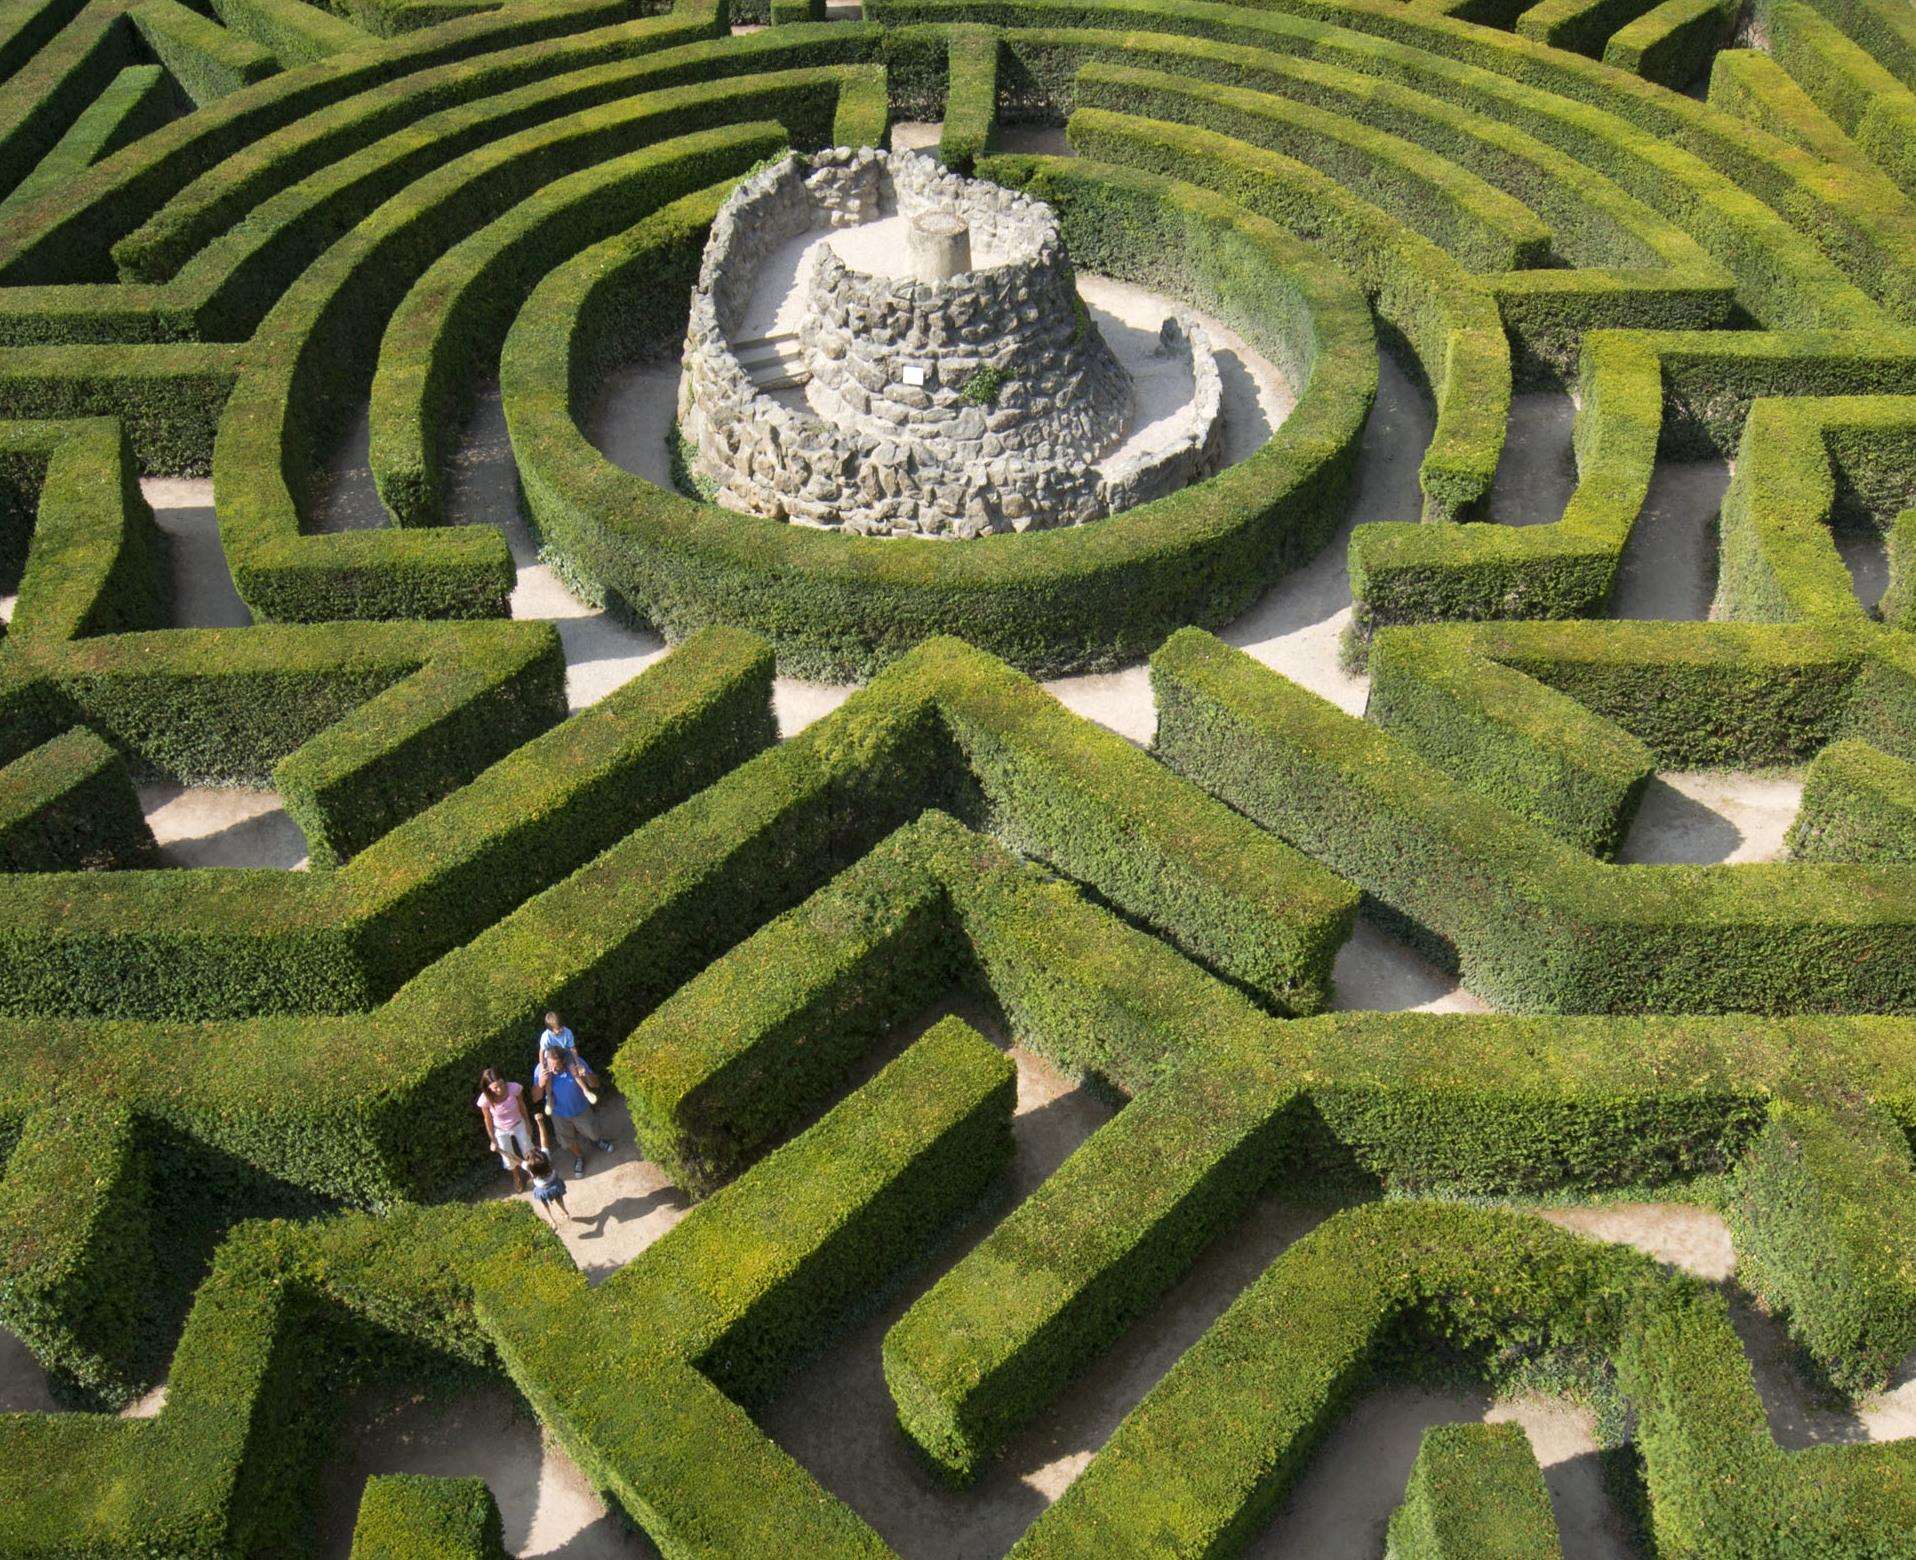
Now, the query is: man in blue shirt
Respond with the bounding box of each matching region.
[532,1043,614,1175]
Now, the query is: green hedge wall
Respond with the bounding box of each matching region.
[1706,46,1876,177]
[1761,0,1916,200]
[1009,1204,1653,1557]
[0,622,771,1019]
[1789,738,1916,861]
[612,1016,1014,1408]
[1713,394,1916,625]
[0,1101,158,1404]
[0,343,241,475]
[0,416,165,642]
[1073,62,1554,274]
[130,0,279,106]
[0,63,181,223]
[339,622,777,992]
[1602,0,1733,90]
[870,0,1905,324]
[881,912,1805,1481]
[1385,1422,1563,1559]
[1062,102,1508,522]
[1884,506,1916,630]
[941,23,1000,169]
[617,770,1337,1197]
[1349,329,1916,631]
[349,1476,508,1560]
[1015,1193,1916,1555]
[1366,623,1654,855]
[0,727,155,870]
[1151,624,1916,1014]
[621,819,962,1194]
[0,1006,1007,1553]
[1728,1099,1916,1392]
[0,0,666,285]
[210,0,374,68]
[214,56,869,623]
[0,8,774,353]
[369,120,788,529]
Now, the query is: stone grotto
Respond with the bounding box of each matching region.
[677,146,1226,538]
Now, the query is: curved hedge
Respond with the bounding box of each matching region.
[368,119,788,529]
[961,21,1733,369]
[874,0,1913,323]
[0,0,664,283]
[1074,63,1554,273]
[504,155,1376,677]
[213,65,869,622]
[1063,103,1509,520]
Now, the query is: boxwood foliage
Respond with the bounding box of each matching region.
[0,0,682,285]
[618,803,1308,1194]
[871,0,1910,322]
[0,343,242,477]
[504,155,1374,678]
[922,15,1734,380]
[1603,0,1735,91]
[1059,102,1507,523]
[1884,506,1916,631]
[1385,1422,1563,1559]
[609,732,1912,1482]
[1350,328,1916,632]
[944,24,1002,170]
[0,1020,1009,1554]
[1706,46,1880,183]
[1365,620,1653,856]
[1728,1098,1916,1393]
[1151,624,1916,1014]
[369,120,791,530]
[129,0,280,109]
[1715,393,1916,625]
[1008,1201,1910,1558]
[0,415,164,645]
[214,58,873,623]
[0,63,182,226]
[1789,738,1916,862]
[349,1476,507,1560]
[877,895,1912,1481]
[0,623,773,1019]
[0,1100,159,1405]
[1760,0,1916,200]
[0,626,1346,1394]
[603,634,1353,1167]
[209,0,374,69]
[0,727,156,871]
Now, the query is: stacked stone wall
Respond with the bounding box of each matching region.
[678,149,1223,538]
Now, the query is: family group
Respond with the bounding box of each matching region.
[474,1011,616,1225]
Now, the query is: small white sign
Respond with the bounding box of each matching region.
[900,364,927,387]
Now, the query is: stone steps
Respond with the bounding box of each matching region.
[733,333,810,391]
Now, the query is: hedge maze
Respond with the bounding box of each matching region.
[1,0,1915,1549]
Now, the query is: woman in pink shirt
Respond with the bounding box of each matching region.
[476,1067,534,1192]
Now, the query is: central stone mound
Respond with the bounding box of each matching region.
[678,148,1223,538]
